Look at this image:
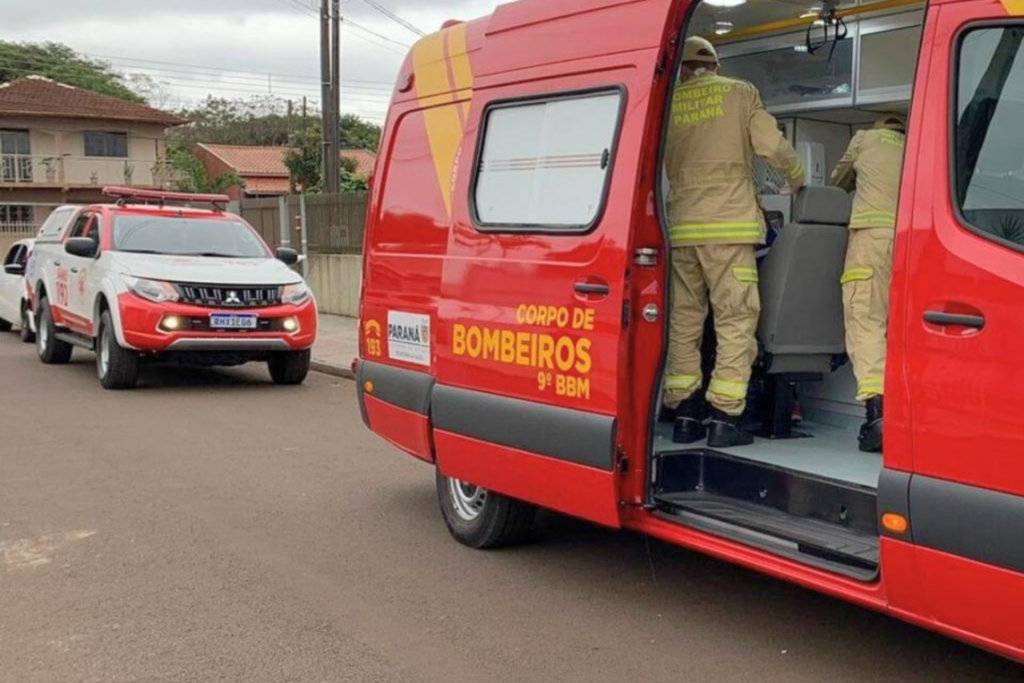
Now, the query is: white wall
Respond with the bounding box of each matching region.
[307,254,362,317]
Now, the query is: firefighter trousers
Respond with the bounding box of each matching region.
[664,244,760,417]
[842,228,893,401]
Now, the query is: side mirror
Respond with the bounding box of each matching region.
[4,263,25,276]
[276,247,300,266]
[65,237,99,259]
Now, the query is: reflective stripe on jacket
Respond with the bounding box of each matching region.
[665,73,805,247]
[831,126,906,230]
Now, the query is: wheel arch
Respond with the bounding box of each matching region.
[96,280,130,347]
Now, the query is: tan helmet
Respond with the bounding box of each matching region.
[875,113,907,132]
[683,36,719,65]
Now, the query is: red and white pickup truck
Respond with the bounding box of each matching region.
[29,188,318,389]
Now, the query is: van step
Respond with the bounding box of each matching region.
[656,491,879,570]
[656,449,878,535]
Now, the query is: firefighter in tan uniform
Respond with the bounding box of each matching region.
[664,37,805,447]
[831,114,907,453]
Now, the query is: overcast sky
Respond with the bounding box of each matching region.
[0,0,504,122]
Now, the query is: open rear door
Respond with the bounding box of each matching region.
[432,0,678,527]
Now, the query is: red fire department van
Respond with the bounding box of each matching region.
[356,0,1024,661]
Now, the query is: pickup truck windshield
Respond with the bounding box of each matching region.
[112,215,270,258]
[956,26,1024,247]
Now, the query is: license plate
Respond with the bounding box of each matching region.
[209,314,258,330]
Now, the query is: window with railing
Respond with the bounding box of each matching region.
[0,130,31,183]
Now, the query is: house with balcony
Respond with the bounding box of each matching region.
[0,76,187,246]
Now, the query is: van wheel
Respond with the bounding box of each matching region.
[0,318,11,333]
[36,299,73,365]
[20,305,35,344]
[96,310,139,390]
[268,349,311,385]
[436,471,538,549]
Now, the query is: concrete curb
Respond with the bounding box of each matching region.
[310,360,356,381]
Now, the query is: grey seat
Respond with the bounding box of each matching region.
[758,186,852,375]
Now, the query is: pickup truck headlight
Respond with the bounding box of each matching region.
[282,282,310,306]
[122,275,179,304]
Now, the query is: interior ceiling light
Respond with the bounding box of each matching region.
[714,21,735,35]
[704,0,747,8]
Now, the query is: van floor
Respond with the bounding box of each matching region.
[653,420,882,489]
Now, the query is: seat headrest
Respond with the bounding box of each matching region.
[792,186,852,226]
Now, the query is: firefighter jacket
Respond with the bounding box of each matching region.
[665,73,805,247]
[831,124,907,230]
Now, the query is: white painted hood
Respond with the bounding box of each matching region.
[112,254,303,286]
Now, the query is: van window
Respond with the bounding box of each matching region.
[473,90,623,231]
[955,26,1024,249]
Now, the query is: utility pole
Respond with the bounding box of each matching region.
[329,0,341,194]
[319,0,337,193]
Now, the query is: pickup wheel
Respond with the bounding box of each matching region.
[436,471,538,549]
[268,349,311,385]
[96,310,139,390]
[19,304,35,344]
[36,299,73,365]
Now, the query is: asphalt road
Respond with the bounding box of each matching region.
[0,333,1019,683]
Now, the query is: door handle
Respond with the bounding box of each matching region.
[54,260,61,268]
[923,311,985,329]
[70,267,80,274]
[574,283,611,296]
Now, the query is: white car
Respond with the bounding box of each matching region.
[0,238,35,343]
[30,188,319,389]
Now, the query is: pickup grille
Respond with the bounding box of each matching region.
[175,283,283,309]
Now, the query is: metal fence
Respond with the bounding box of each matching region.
[238,192,368,256]
[0,222,37,255]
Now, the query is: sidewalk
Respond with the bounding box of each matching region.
[312,314,359,379]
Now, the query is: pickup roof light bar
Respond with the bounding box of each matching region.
[102,186,231,210]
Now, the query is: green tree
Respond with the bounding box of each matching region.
[159,143,245,194]
[284,127,324,193]
[284,126,369,194]
[170,97,382,152]
[0,41,144,103]
[339,113,382,151]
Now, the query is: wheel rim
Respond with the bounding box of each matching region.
[447,478,488,522]
[98,326,111,379]
[37,312,48,352]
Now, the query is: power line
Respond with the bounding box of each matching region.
[0,54,393,101]
[357,0,427,37]
[345,19,411,50]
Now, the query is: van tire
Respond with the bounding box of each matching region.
[268,349,311,385]
[19,304,35,344]
[0,318,11,332]
[96,310,139,390]
[436,471,538,549]
[36,299,73,365]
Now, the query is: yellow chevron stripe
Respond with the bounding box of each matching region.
[413,28,474,219]
[1002,0,1024,15]
[447,23,474,120]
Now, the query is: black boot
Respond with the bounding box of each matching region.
[707,408,755,448]
[859,396,884,453]
[672,401,706,444]
[658,405,676,424]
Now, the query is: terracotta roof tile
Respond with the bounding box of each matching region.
[0,76,187,126]
[200,143,377,178]
[243,177,291,195]
[198,144,290,177]
[341,149,377,177]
